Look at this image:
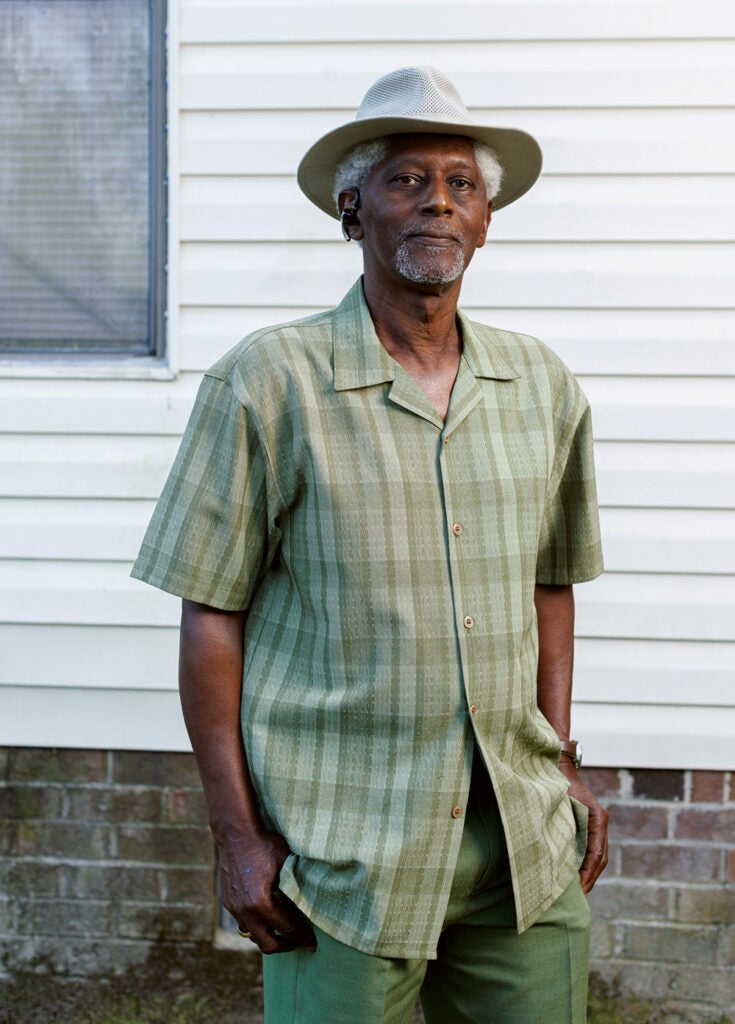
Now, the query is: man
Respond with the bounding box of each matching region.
[132,67,607,1023]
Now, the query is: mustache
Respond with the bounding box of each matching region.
[397,225,464,243]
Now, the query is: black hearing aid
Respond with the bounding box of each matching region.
[340,189,361,241]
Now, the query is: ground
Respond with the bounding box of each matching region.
[0,945,262,1024]
[0,945,730,1024]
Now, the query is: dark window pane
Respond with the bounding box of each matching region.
[0,0,162,355]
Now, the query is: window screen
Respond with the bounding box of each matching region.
[0,0,165,356]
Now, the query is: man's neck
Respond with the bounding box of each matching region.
[362,275,462,369]
[362,275,463,421]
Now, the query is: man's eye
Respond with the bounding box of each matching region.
[451,177,472,189]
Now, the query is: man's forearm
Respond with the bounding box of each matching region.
[179,600,264,836]
[534,583,609,892]
[534,583,575,740]
[179,599,316,952]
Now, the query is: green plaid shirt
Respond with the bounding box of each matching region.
[133,279,603,958]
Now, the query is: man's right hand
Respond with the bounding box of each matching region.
[218,827,316,954]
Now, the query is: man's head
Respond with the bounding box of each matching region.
[298,66,542,222]
[335,133,495,288]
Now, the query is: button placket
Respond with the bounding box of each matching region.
[440,424,479,807]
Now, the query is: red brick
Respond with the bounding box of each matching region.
[164,788,208,825]
[727,849,735,883]
[0,784,63,820]
[608,804,668,840]
[64,864,162,902]
[622,922,719,964]
[0,898,13,935]
[116,824,213,866]
[589,918,616,959]
[724,926,735,966]
[65,786,162,824]
[691,771,726,803]
[675,807,735,842]
[0,821,18,855]
[673,885,735,925]
[667,965,735,1009]
[581,769,620,801]
[587,881,668,920]
[621,843,720,882]
[630,770,684,802]
[1,860,63,899]
[112,751,200,788]
[11,749,108,784]
[163,866,214,904]
[117,902,214,942]
[16,899,114,938]
[17,822,112,859]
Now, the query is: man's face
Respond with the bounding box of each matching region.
[342,134,492,291]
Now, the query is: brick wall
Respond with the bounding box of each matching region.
[1,749,733,1022]
[0,747,215,977]
[585,767,734,1023]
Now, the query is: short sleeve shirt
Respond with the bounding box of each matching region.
[132,279,604,958]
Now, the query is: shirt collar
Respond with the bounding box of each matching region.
[333,277,522,391]
[456,308,522,382]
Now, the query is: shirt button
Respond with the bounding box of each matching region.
[463,615,475,629]
[452,522,463,536]
[444,435,451,444]
[451,805,463,819]
[469,704,477,716]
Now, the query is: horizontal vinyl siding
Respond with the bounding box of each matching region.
[1,1,733,767]
[177,40,734,108]
[179,2,735,44]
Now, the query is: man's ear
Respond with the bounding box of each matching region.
[476,199,493,250]
[337,189,364,241]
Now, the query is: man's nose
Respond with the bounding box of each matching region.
[420,176,453,215]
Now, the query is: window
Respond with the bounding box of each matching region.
[0,0,166,358]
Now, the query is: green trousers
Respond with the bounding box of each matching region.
[263,761,590,1024]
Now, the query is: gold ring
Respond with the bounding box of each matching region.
[237,927,252,939]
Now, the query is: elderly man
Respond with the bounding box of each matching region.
[133,67,607,1023]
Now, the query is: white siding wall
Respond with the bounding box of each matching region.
[2,0,734,767]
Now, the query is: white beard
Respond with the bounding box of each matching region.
[393,234,467,285]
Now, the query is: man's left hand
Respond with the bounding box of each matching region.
[558,758,609,893]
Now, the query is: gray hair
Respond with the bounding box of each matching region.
[332,136,504,211]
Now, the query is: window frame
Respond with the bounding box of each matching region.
[0,0,171,378]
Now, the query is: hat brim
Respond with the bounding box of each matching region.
[297,116,543,218]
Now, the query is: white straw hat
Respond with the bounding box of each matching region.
[297,66,543,219]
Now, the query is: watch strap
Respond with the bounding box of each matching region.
[559,739,582,768]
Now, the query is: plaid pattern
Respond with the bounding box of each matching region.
[132,280,603,957]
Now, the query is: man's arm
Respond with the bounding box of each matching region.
[534,583,608,893]
[179,599,315,953]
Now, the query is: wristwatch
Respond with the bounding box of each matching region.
[559,739,583,769]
